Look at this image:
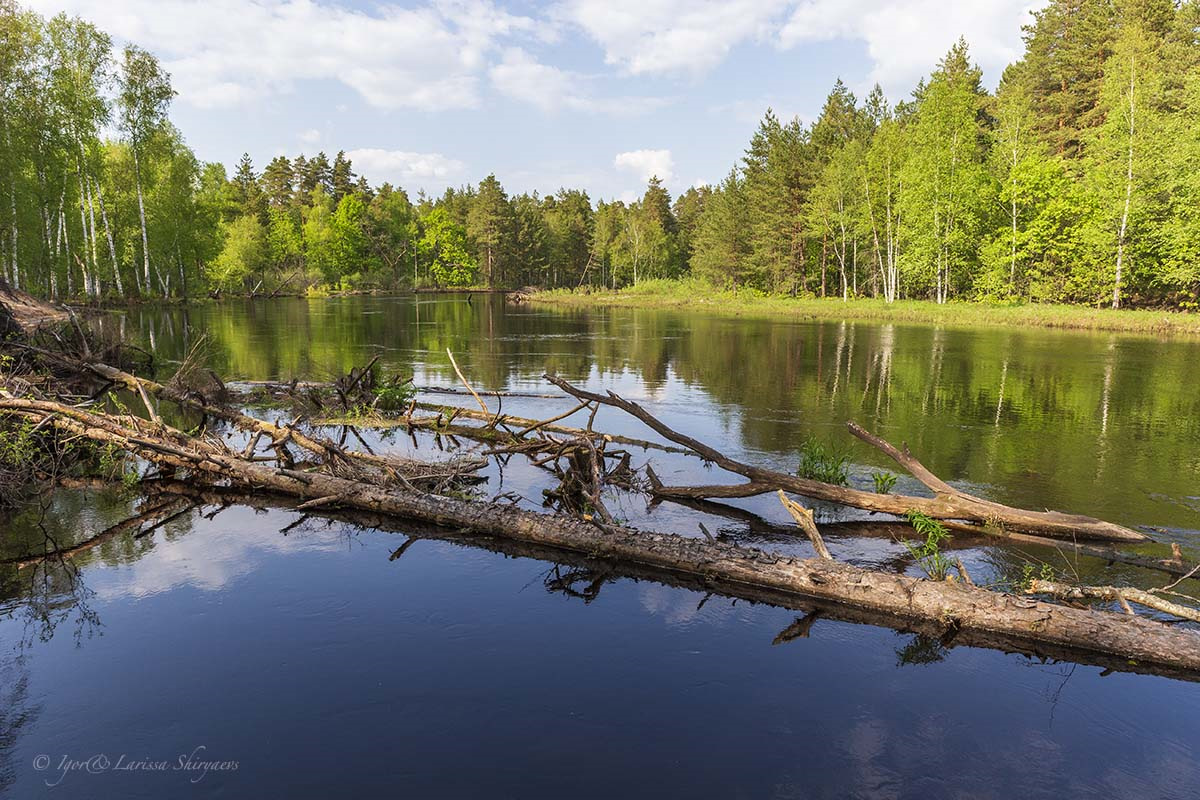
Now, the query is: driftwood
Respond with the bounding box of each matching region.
[544,375,1144,543]
[65,356,485,483]
[2,392,1199,678]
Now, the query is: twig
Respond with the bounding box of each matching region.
[446,348,488,416]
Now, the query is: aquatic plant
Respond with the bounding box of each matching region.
[903,510,953,581]
[797,437,850,486]
[872,471,897,494]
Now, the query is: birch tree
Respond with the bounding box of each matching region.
[117,44,174,297]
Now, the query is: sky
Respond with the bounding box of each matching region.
[28,0,1045,202]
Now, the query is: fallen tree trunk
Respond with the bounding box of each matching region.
[647,478,1195,578]
[3,395,1198,677]
[544,375,1144,543]
[56,355,485,481]
[146,479,1200,683]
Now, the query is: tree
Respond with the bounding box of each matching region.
[117,44,174,296]
[208,214,266,291]
[266,206,302,273]
[466,174,511,287]
[1083,4,1167,308]
[329,192,374,283]
[260,156,294,209]
[302,186,335,281]
[46,13,112,298]
[419,207,476,286]
[544,188,593,287]
[692,170,751,288]
[808,140,865,301]
[365,184,418,285]
[899,39,994,303]
[331,150,355,201]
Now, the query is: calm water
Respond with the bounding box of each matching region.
[2,294,1199,798]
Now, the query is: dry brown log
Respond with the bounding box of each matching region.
[4,395,1199,677]
[544,375,1144,543]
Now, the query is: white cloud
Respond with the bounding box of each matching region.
[779,0,1042,93]
[556,0,793,75]
[28,0,538,110]
[489,47,667,114]
[346,148,467,186]
[614,149,674,183]
[298,128,322,145]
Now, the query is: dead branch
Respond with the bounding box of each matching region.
[543,374,1144,543]
[446,348,489,416]
[1027,580,1200,624]
[778,491,832,560]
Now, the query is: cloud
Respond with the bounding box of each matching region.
[489,47,667,114]
[298,128,322,145]
[555,0,793,75]
[346,148,467,186]
[28,0,538,110]
[779,0,1042,93]
[614,149,674,183]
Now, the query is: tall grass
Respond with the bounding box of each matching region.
[531,280,1200,336]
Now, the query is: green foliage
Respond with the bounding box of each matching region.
[1018,561,1057,592]
[420,207,477,287]
[374,378,416,412]
[797,437,850,485]
[207,214,267,291]
[903,510,953,581]
[0,421,38,472]
[871,471,897,494]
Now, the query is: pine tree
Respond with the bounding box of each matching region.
[466,174,512,287]
[331,150,355,201]
[260,156,294,209]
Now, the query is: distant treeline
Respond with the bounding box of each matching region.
[2,0,1200,307]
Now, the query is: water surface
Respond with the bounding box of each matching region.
[2,294,1198,798]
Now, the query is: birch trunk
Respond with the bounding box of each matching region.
[1113,56,1135,310]
[93,178,122,296]
[133,144,153,296]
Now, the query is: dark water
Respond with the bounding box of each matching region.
[2,295,1199,799]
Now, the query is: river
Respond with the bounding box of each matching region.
[1,294,1198,798]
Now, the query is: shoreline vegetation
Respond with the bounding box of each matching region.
[526,279,1200,336]
[4,3,1200,315]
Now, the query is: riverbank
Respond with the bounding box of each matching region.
[527,279,1200,336]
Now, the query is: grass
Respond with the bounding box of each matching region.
[529,278,1200,336]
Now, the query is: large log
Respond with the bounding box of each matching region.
[3,395,1198,677]
[543,375,1145,542]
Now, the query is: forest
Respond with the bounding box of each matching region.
[2,0,1200,308]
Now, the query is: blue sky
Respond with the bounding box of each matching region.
[30,0,1043,202]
